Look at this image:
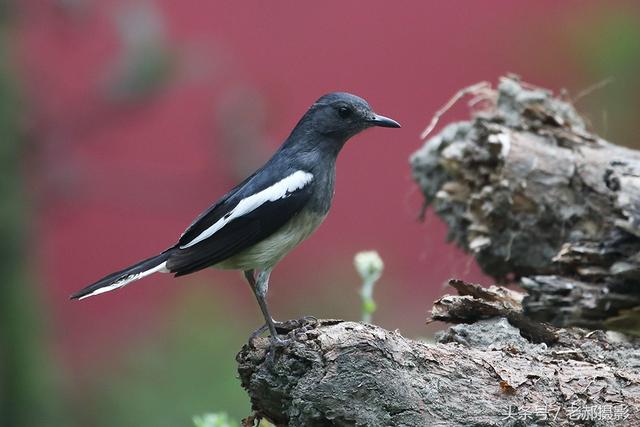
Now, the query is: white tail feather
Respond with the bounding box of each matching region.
[78,261,169,300]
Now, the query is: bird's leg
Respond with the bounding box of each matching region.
[244,270,272,337]
[244,269,287,344]
[254,269,287,344]
[244,270,267,337]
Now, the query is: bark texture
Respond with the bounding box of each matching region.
[410,76,640,333]
[237,309,640,426]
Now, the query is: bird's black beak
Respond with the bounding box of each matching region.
[368,113,401,128]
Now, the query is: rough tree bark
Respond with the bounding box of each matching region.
[410,76,640,332]
[237,78,640,426]
[238,305,639,426]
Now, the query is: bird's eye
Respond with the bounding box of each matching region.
[338,106,352,119]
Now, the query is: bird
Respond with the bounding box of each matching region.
[71,92,400,343]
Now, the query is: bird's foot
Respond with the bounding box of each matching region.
[268,335,291,347]
[250,320,287,340]
[251,320,285,339]
[249,317,319,347]
[249,324,268,341]
[248,329,290,348]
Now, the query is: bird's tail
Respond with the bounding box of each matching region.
[70,251,173,300]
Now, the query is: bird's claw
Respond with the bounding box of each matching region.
[249,323,269,341]
[249,317,318,346]
[248,330,290,348]
[249,320,288,345]
[269,335,291,347]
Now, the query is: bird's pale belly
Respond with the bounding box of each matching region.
[213,210,327,270]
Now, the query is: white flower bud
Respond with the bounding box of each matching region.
[354,251,384,283]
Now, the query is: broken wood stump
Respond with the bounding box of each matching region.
[411,76,640,333]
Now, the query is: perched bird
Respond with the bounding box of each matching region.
[71,92,400,343]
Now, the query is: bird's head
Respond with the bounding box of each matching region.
[298,92,401,142]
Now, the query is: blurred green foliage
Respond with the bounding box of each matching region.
[194,412,236,427]
[193,412,275,427]
[105,45,176,103]
[571,8,640,147]
[84,289,251,426]
[104,2,177,103]
[0,0,14,25]
[605,307,640,337]
[0,26,67,427]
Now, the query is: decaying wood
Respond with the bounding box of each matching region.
[410,76,640,332]
[430,279,559,345]
[237,309,640,426]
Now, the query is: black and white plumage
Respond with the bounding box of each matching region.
[71,92,400,342]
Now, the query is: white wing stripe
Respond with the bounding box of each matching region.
[180,170,314,249]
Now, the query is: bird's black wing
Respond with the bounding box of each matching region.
[177,169,261,246]
[166,170,313,276]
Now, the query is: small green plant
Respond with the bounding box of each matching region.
[193,413,275,427]
[354,251,384,323]
[193,412,236,427]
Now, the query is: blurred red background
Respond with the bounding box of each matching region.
[6,0,639,424]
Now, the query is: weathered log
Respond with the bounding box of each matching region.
[237,312,640,426]
[410,76,640,332]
